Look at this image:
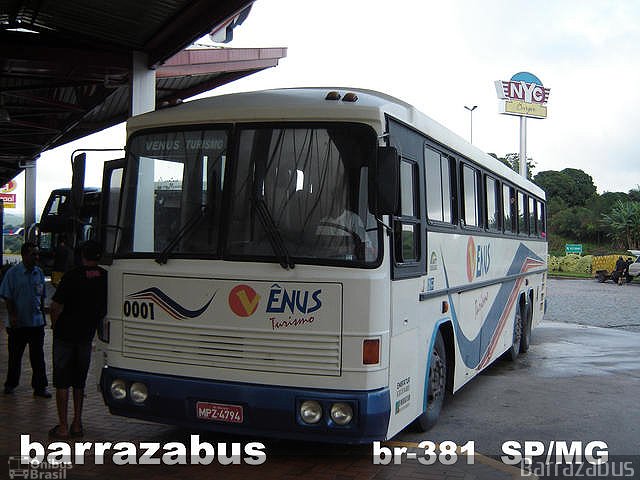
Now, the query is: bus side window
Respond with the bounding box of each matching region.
[537,200,546,237]
[503,184,515,234]
[461,164,480,228]
[517,191,526,235]
[485,175,500,231]
[394,159,420,263]
[425,146,454,224]
[529,197,536,235]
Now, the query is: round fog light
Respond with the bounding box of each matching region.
[129,382,148,404]
[330,402,353,425]
[110,379,127,400]
[300,400,322,424]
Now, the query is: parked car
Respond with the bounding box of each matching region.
[627,250,640,278]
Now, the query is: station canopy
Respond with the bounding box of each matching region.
[0,0,286,185]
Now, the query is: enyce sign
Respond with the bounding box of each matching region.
[495,72,550,119]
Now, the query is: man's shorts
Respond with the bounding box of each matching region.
[52,337,92,389]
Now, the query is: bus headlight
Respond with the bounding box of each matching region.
[110,379,127,400]
[129,382,148,404]
[330,402,353,425]
[300,400,322,424]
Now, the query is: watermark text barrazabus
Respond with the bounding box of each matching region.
[502,440,636,478]
[20,434,266,465]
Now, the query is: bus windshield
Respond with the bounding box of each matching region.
[118,123,380,267]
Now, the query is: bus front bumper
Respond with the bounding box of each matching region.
[100,367,390,444]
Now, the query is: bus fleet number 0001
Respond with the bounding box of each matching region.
[123,301,155,320]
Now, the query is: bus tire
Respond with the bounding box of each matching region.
[505,302,522,361]
[415,331,447,432]
[596,271,607,283]
[520,298,532,353]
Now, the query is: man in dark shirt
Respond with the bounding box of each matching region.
[49,240,107,439]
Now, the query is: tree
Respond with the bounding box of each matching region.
[601,200,640,249]
[592,192,630,213]
[628,186,640,203]
[488,153,535,180]
[585,192,629,243]
[562,168,598,206]
[533,168,597,208]
[534,170,569,203]
[552,206,595,241]
[3,235,23,254]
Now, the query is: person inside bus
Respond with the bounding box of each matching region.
[316,209,375,261]
[49,240,107,439]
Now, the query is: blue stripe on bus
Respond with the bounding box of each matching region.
[441,243,543,370]
[100,367,390,444]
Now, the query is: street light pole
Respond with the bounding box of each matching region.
[464,105,477,144]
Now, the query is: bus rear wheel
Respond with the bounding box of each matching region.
[520,299,532,353]
[415,331,447,432]
[505,303,522,361]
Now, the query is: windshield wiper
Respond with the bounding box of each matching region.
[155,205,207,265]
[252,196,295,270]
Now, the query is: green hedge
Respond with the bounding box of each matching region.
[548,254,593,275]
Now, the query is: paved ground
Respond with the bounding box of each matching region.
[546,277,640,332]
[0,277,638,479]
[404,321,640,456]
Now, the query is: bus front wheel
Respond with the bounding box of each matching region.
[415,331,447,432]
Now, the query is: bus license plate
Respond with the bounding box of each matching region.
[196,401,244,423]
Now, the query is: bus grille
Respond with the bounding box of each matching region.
[122,320,341,376]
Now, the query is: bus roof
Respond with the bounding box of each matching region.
[127,87,545,199]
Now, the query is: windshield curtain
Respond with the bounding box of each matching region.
[117,123,379,267]
[227,123,379,265]
[118,128,228,256]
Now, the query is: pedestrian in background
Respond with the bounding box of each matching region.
[0,242,51,397]
[52,235,74,287]
[49,240,107,439]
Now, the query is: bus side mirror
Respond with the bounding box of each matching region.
[71,153,86,214]
[374,146,399,216]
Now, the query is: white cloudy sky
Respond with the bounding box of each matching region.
[8,0,640,216]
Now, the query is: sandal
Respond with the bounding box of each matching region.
[48,425,69,440]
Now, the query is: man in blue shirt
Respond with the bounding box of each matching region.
[0,242,51,397]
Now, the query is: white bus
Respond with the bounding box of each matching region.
[97,88,547,443]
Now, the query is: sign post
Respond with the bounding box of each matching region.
[495,72,550,178]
